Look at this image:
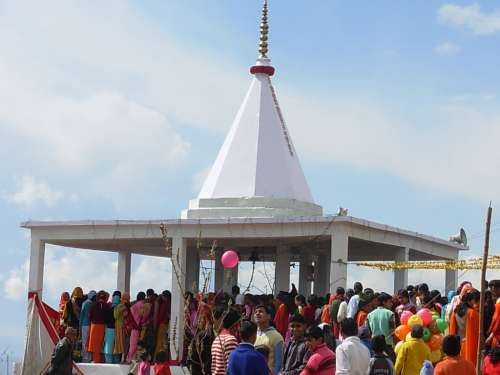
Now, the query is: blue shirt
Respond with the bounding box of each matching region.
[227,343,269,375]
[80,299,93,327]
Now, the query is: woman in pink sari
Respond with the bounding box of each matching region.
[127,292,150,363]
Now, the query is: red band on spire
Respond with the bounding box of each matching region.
[250,65,275,76]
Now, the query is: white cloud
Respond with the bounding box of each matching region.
[0,0,497,210]
[438,3,500,35]
[4,260,29,301]
[5,176,64,208]
[3,247,173,307]
[282,93,500,204]
[0,1,221,208]
[130,255,171,297]
[434,42,462,55]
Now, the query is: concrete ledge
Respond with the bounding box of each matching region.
[182,196,323,219]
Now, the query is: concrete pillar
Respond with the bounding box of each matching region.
[28,235,45,298]
[314,253,330,296]
[394,247,409,293]
[170,236,187,362]
[185,247,200,293]
[214,252,224,292]
[275,246,290,293]
[224,264,238,293]
[299,253,313,296]
[117,251,131,293]
[330,227,348,291]
[445,269,458,293]
[445,251,459,294]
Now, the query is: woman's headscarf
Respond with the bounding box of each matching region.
[97,290,109,304]
[59,292,70,312]
[121,292,130,304]
[71,287,84,300]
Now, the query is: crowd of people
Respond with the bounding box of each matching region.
[48,280,500,375]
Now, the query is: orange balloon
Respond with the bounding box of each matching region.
[395,324,412,341]
[428,334,443,351]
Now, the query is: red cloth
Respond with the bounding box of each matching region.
[274,304,289,338]
[154,363,172,375]
[300,343,335,375]
[302,304,315,327]
[88,323,105,363]
[488,301,500,347]
[482,354,500,375]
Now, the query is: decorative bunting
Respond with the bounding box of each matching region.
[350,255,500,270]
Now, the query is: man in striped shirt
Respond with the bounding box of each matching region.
[211,308,241,374]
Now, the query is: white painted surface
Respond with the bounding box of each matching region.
[117,251,131,293]
[198,58,315,205]
[20,216,468,251]
[170,236,187,362]
[330,228,348,290]
[28,236,45,297]
[182,197,322,218]
[77,364,186,374]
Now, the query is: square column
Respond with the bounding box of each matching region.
[214,251,224,292]
[223,264,238,293]
[445,269,458,293]
[314,252,330,296]
[445,250,459,293]
[185,247,200,293]
[330,227,348,291]
[28,236,45,298]
[170,236,187,362]
[299,253,313,296]
[394,248,409,293]
[117,251,131,293]
[275,246,290,293]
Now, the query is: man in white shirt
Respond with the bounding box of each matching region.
[337,288,355,324]
[346,282,363,319]
[335,318,371,375]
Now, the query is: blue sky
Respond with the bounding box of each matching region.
[1,0,500,363]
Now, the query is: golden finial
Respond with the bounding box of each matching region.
[259,0,269,58]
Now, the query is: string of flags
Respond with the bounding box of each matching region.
[351,255,500,270]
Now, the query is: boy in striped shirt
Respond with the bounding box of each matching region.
[211,308,241,374]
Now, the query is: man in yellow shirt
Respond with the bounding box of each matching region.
[395,325,431,375]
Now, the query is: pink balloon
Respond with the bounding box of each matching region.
[400,311,413,325]
[417,308,433,327]
[221,249,239,269]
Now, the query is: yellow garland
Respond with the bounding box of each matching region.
[352,255,500,270]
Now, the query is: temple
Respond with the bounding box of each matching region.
[21,0,467,371]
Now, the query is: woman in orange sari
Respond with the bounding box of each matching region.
[449,289,480,367]
[88,290,111,363]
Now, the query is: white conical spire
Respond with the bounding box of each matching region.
[183,1,321,219]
